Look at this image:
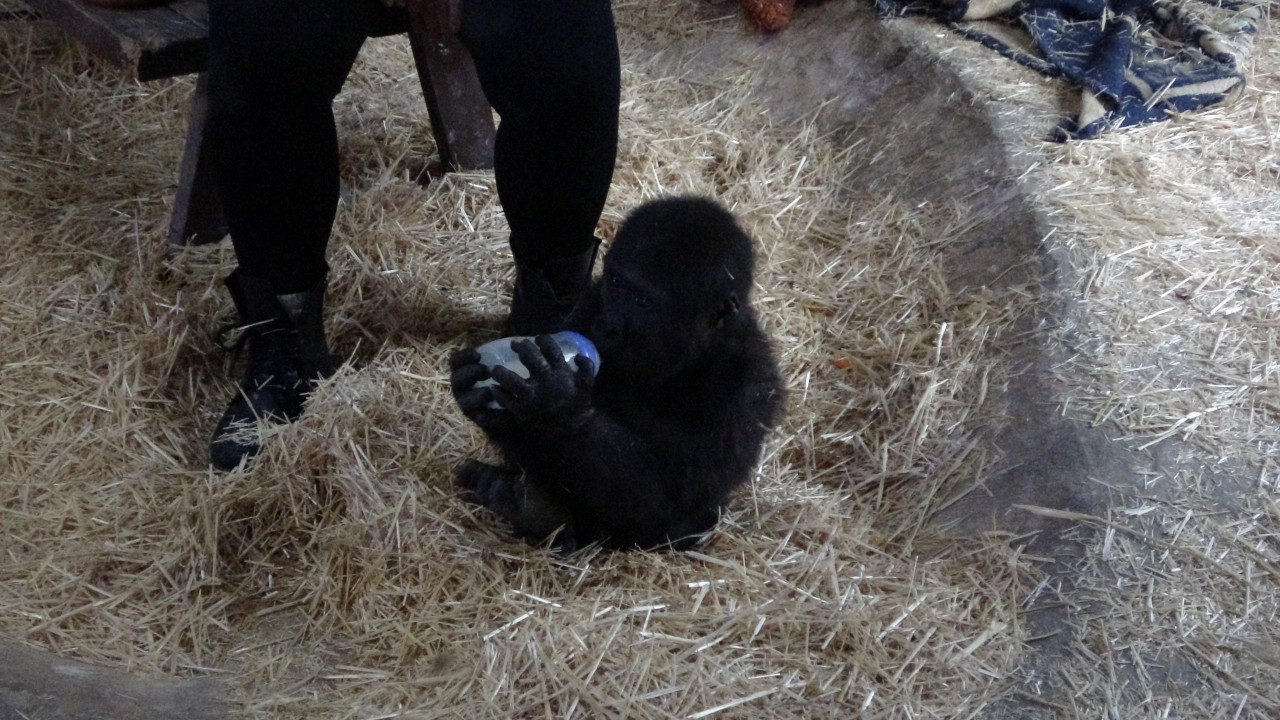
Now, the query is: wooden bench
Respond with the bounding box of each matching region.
[19,0,496,245]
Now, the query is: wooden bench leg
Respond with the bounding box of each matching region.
[407,30,495,172]
[168,72,228,246]
[169,36,491,246]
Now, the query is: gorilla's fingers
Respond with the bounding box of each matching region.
[450,363,491,394]
[534,334,571,370]
[491,365,534,399]
[487,385,510,406]
[572,355,596,385]
[475,408,516,433]
[448,348,482,371]
[454,385,493,414]
[488,371,529,412]
[455,385,516,432]
[512,337,556,380]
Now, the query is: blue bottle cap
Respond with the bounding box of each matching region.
[556,331,600,377]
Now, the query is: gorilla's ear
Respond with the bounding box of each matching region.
[713,293,741,328]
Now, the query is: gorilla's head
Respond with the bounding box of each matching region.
[591,197,756,385]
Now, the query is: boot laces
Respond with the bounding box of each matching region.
[213,317,303,392]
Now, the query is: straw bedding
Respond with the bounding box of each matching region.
[891,3,1280,716]
[0,1,1276,718]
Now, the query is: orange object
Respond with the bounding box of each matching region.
[741,0,795,32]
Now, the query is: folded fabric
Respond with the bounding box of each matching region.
[875,0,1266,139]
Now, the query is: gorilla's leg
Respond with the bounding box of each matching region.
[456,461,577,548]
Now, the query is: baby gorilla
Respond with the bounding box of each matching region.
[449,196,784,550]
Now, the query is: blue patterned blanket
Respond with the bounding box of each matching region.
[875,0,1267,139]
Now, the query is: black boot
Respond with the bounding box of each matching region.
[507,243,599,336]
[209,270,335,470]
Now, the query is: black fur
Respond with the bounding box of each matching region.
[449,196,784,550]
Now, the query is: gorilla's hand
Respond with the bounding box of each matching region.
[449,348,514,433]
[490,336,595,431]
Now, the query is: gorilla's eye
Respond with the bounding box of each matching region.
[636,295,654,310]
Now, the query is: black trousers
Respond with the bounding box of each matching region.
[207,0,620,294]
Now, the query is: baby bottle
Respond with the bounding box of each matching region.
[473,331,600,407]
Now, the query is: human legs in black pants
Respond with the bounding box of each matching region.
[206,0,620,469]
[461,0,620,332]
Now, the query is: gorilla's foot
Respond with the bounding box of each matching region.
[456,460,576,548]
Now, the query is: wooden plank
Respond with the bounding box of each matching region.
[23,1,422,80]
[19,0,493,246]
[22,0,206,80]
[407,29,495,171]
[168,73,227,246]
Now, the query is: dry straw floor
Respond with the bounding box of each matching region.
[1,1,1277,719]
[888,2,1280,716]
